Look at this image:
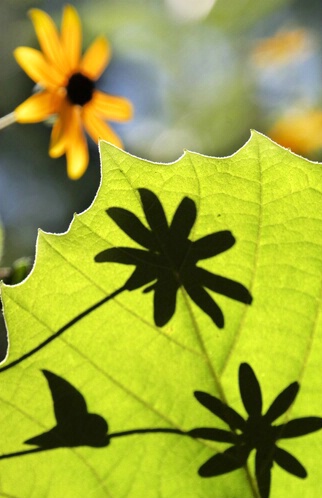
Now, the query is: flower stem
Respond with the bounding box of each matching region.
[0,112,16,130]
[0,285,127,374]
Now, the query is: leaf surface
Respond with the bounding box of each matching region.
[0,131,321,497]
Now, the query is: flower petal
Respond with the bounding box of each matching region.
[61,5,82,72]
[49,98,75,158]
[14,47,65,88]
[65,106,89,179]
[80,36,111,80]
[49,114,66,158]
[82,107,124,147]
[269,109,322,155]
[15,91,62,123]
[91,90,133,121]
[29,9,67,71]
[51,103,89,179]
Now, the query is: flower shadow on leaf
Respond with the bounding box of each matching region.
[95,188,252,328]
[192,363,322,498]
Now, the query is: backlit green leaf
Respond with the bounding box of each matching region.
[0,131,321,497]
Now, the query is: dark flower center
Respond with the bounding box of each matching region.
[66,73,95,106]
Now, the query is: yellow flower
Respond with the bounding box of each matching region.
[268,109,322,156]
[14,5,133,179]
[251,29,312,67]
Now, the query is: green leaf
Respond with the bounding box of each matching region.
[1,131,321,497]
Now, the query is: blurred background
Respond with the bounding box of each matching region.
[1,0,322,265]
[0,0,322,355]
